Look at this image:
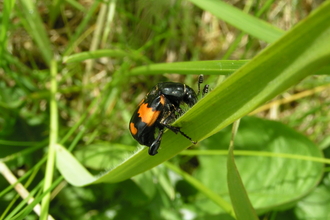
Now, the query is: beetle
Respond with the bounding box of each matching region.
[129,75,208,156]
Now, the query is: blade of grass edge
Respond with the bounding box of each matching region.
[164,161,235,218]
[63,1,100,56]
[18,0,53,65]
[0,0,16,64]
[63,49,128,63]
[40,60,58,220]
[188,0,284,43]
[129,60,249,76]
[227,120,259,220]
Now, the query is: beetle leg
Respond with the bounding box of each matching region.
[161,107,178,124]
[149,129,164,156]
[159,107,197,144]
[161,123,197,145]
[173,105,183,116]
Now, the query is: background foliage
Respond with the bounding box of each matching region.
[0,0,329,219]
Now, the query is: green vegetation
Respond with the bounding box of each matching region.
[1,0,330,219]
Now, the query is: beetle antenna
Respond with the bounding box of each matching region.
[202,85,209,97]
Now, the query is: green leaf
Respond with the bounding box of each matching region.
[195,117,323,214]
[165,161,235,216]
[188,0,284,43]
[295,179,330,219]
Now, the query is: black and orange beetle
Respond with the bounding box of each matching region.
[129,75,208,156]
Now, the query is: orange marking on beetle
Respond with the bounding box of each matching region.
[129,122,138,135]
[138,103,161,126]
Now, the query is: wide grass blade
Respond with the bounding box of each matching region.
[227,120,259,220]
[188,0,285,43]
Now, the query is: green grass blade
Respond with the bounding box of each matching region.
[165,161,235,217]
[63,1,100,56]
[65,0,86,12]
[0,0,16,64]
[11,178,62,220]
[130,60,249,76]
[188,0,285,43]
[56,144,234,214]
[48,0,63,27]
[40,60,58,220]
[227,120,259,220]
[17,0,53,65]
[63,49,129,63]
[101,0,117,45]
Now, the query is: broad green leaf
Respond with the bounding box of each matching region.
[295,178,330,219]
[195,117,323,215]
[188,0,284,43]
[131,170,158,199]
